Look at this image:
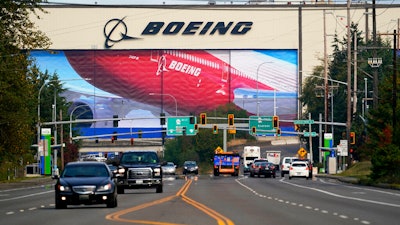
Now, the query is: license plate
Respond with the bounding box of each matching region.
[136,180,143,184]
[79,195,89,200]
[296,172,301,175]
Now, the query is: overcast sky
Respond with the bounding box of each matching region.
[45,0,400,5]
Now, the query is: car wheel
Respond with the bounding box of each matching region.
[289,176,292,180]
[156,185,163,193]
[272,174,276,178]
[306,176,309,180]
[55,198,67,209]
[107,195,118,208]
[117,186,125,194]
[281,172,284,177]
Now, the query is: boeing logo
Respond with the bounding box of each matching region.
[104,17,253,48]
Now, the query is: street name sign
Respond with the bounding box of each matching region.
[249,116,275,135]
[167,117,196,136]
[294,120,315,125]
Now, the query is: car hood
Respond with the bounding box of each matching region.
[120,163,160,168]
[60,177,111,186]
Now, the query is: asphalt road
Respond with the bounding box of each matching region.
[0,173,399,225]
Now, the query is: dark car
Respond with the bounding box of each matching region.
[249,158,268,177]
[115,151,164,194]
[54,161,118,209]
[255,162,276,178]
[183,161,198,175]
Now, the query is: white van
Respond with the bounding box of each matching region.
[280,157,297,177]
[243,146,261,173]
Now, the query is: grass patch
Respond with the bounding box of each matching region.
[338,161,371,179]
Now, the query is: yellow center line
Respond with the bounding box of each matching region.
[106,178,235,225]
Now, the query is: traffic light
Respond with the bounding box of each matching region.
[160,113,166,125]
[182,127,187,136]
[190,116,195,124]
[51,137,55,145]
[273,116,279,128]
[130,138,134,145]
[138,130,142,138]
[294,124,300,131]
[350,132,355,144]
[251,126,256,134]
[194,124,199,131]
[276,128,281,136]
[228,114,234,126]
[111,136,115,143]
[213,125,218,134]
[200,113,207,125]
[113,115,119,127]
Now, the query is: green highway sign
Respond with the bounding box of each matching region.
[249,116,275,135]
[303,132,317,137]
[167,117,196,136]
[294,120,315,125]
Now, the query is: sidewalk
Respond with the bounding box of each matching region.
[0,176,54,190]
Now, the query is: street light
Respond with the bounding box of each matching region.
[37,78,91,146]
[256,62,272,116]
[69,105,89,144]
[149,93,178,116]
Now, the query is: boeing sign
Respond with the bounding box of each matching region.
[104,17,253,48]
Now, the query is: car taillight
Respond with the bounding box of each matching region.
[289,167,293,170]
[305,167,309,170]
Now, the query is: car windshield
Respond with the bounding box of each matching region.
[120,152,159,164]
[185,162,196,166]
[62,164,109,177]
[292,163,307,167]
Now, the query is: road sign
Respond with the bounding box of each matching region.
[337,140,348,156]
[294,120,314,125]
[303,132,317,137]
[298,147,307,158]
[215,146,224,153]
[249,116,275,135]
[167,117,196,136]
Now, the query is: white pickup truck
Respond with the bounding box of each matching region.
[265,150,281,169]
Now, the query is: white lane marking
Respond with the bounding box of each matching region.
[319,178,400,197]
[280,178,400,208]
[236,177,371,224]
[0,190,53,202]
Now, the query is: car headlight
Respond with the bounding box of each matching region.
[154,168,161,176]
[118,168,125,174]
[97,183,112,191]
[58,185,70,192]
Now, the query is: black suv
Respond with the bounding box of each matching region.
[115,151,164,194]
[183,161,199,175]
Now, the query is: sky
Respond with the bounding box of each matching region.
[45,0,400,5]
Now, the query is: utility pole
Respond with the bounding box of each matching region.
[298,6,303,119]
[324,9,329,133]
[372,0,378,108]
[393,30,397,143]
[346,0,352,168]
[353,35,358,115]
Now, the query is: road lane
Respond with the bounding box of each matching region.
[0,174,399,225]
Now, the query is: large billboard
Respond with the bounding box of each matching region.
[31,49,298,135]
